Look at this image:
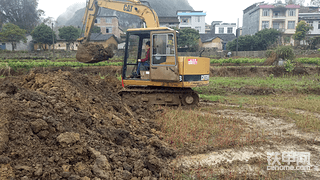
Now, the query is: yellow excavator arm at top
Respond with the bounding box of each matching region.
[79,0,160,42]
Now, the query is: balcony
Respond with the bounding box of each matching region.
[272,15,286,21]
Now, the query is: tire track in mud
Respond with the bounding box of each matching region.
[172,102,320,179]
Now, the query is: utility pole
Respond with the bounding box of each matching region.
[236,18,239,56]
[52,23,55,60]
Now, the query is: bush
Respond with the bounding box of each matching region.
[275,46,295,60]
[265,49,274,58]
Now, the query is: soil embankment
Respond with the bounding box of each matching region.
[0,70,175,179]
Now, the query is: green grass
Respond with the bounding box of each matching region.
[0,60,123,71]
[210,58,266,64]
[194,75,320,94]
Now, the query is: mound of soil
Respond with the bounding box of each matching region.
[0,70,175,180]
[76,43,114,63]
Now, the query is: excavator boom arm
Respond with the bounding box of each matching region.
[80,0,159,42]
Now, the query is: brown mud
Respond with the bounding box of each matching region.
[76,43,114,63]
[0,70,175,180]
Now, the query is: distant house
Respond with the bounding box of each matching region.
[94,16,123,38]
[88,33,119,49]
[242,2,300,45]
[177,10,206,34]
[211,22,237,36]
[1,35,33,51]
[299,6,320,37]
[159,16,180,28]
[200,34,236,50]
[35,33,119,51]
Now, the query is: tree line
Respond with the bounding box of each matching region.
[227,21,313,51]
[0,0,102,51]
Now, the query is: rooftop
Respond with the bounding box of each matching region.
[200,34,236,43]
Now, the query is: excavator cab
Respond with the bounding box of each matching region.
[123,27,179,82]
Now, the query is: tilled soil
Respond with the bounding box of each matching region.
[0,70,176,180]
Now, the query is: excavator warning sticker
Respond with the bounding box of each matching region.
[188,59,198,65]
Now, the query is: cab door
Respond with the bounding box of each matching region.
[150,31,179,82]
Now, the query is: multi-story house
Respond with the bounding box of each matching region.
[211,22,237,36]
[242,2,300,44]
[177,10,206,34]
[94,16,123,38]
[159,17,180,28]
[299,6,320,37]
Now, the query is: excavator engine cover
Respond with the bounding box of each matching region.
[76,43,114,63]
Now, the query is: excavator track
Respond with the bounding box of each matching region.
[119,87,199,106]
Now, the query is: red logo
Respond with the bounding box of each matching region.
[188,59,197,65]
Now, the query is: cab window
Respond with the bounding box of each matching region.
[152,33,175,65]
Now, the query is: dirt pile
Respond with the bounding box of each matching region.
[0,70,176,180]
[262,52,277,66]
[76,43,114,63]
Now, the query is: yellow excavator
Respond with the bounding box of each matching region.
[77,0,210,106]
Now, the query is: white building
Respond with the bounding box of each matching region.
[299,6,320,36]
[0,35,33,51]
[242,2,300,45]
[212,22,237,36]
[177,10,206,34]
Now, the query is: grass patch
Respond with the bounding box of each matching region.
[200,94,320,133]
[156,107,265,151]
[199,94,226,103]
[197,75,320,92]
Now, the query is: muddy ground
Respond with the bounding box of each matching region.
[172,102,320,179]
[0,66,319,179]
[0,70,176,180]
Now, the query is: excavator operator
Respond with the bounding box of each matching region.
[132,41,150,78]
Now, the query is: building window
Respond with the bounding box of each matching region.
[195,26,201,32]
[288,21,295,29]
[106,27,112,33]
[181,17,191,25]
[318,21,320,29]
[219,27,224,34]
[95,18,100,24]
[262,21,269,29]
[263,9,270,16]
[288,9,296,16]
[227,27,233,33]
[273,22,280,29]
[307,20,313,27]
[197,17,201,22]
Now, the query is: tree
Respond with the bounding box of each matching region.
[227,28,281,51]
[92,26,101,33]
[285,0,305,5]
[176,28,200,52]
[0,0,40,32]
[311,0,320,6]
[293,21,313,44]
[0,23,27,51]
[31,23,56,50]
[58,26,80,50]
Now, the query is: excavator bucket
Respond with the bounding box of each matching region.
[76,43,114,63]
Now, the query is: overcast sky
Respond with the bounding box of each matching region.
[38,0,313,27]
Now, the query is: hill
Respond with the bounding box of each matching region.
[58,0,193,30]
